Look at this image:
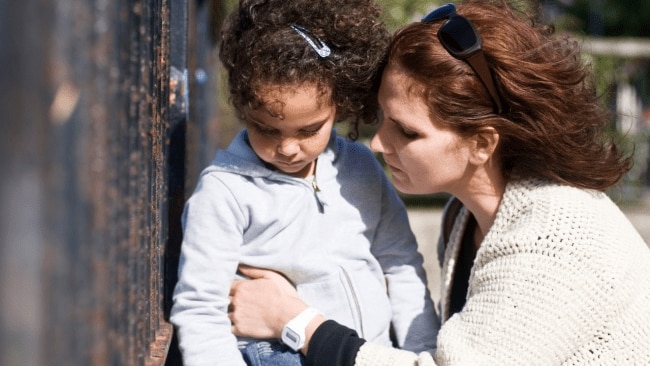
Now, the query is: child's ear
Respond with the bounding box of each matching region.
[469,127,499,165]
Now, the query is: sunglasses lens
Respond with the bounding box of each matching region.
[422,3,455,23]
[439,16,479,54]
[423,9,503,113]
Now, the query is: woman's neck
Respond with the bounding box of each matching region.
[456,165,506,247]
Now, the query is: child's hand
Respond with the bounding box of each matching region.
[229,265,308,339]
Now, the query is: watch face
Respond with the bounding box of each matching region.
[282,327,303,351]
[284,329,299,344]
[282,307,319,351]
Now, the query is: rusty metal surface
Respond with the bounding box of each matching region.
[0,0,186,364]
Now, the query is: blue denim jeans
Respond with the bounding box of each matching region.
[240,340,305,366]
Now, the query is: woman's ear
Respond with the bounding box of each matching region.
[469,127,499,165]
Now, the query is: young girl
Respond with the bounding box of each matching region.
[170,0,439,365]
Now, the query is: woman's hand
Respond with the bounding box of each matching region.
[229,265,309,339]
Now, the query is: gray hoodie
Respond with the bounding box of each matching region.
[171,129,439,365]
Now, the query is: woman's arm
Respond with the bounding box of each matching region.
[229,266,361,359]
[229,266,325,353]
[230,266,436,365]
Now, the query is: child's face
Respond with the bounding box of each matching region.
[244,83,336,178]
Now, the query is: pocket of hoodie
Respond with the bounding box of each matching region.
[296,265,392,343]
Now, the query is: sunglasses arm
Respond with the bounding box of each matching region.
[465,52,504,114]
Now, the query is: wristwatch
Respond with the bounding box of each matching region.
[281,307,321,351]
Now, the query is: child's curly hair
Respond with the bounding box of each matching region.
[219,0,389,139]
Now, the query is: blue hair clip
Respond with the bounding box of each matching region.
[290,24,331,58]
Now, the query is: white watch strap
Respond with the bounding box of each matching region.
[281,307,321,351]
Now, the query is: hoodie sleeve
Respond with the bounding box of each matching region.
[370,167,440,354]
[170,173,248,366]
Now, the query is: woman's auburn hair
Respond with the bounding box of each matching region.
[219,0,390,139]
[387,0,632,191]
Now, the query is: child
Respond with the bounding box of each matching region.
[170,0,439,365]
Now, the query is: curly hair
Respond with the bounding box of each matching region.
[219,0,389,139]
[387,0,632,191]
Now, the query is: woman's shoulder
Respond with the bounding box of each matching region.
[497,178,615,227]
[504,178,607,205]
[483,178,638,263]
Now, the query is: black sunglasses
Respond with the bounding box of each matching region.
[422,3,505,114]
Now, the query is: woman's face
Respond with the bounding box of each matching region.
[244,83,336,178]
[371,66,472,195]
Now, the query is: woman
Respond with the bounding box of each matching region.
[228,1,650,365]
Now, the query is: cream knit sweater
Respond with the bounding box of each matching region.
[355,179,650,365]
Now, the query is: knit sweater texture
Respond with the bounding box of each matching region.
[354,179,650,365]
[170,130,438,366]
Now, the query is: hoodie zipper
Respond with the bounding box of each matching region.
[340,267,364,337]
[271,160,324,212]
[311,159,324,213]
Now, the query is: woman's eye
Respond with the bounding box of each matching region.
[400,126,418,138]
[387,117,417,139]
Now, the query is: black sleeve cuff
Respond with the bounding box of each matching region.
[306,320,367,366]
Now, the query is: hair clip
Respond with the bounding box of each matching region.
[290,24,331,58]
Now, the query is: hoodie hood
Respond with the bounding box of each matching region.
[202,129,339,181]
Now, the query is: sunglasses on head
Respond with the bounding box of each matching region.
[422,3,505,114]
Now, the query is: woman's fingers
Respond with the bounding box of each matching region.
[228,265,309,339]
[228,275,282,338]
[237,264,283,280]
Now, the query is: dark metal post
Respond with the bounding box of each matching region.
[0,0,187,364]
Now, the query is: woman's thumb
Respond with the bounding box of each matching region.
[237,264,275,279]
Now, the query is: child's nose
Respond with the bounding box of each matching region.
[277,137,300,156]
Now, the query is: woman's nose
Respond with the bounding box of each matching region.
[370,125,387,153]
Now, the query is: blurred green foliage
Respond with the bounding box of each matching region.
[561,0,650,37]
[375,0,443,30]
